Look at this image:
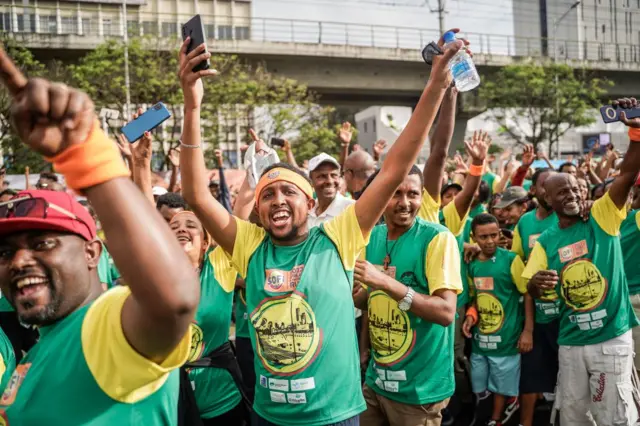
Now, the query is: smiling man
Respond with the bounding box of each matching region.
[307,153,354,229]
[523,98,640,426]
[0,48,199,425]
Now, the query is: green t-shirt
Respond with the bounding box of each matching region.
[97,243,121,290]
[0,287,188,424]
[468,248,526,357]
[234,288,250,339]
[621,209,640,296]
[0,328,15,392]
[0,292,13,313]
[230,206,366,426]
[482,172,499,196]
[187,247,242,418]
[523,194,640,346]
[462,204,487,244]
[364,219,462,405]
[513,209,561,324]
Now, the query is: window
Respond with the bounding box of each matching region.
[81,18,91,35]
[372,119,376,133]
[142,21,158,36]
[17,14,36,33]
[602,24,606,34]
[60,16,77,34]
[218,25,232,40]
[161,22,177,37]
[364,122,368,133]
[127,20,139,37]
[103,19,113,36]
[204,24,215,39]
[0,13,10,32]
[235,26,249,40]
[40,15,57,34]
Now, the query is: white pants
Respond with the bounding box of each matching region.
[629,294,640,371]
[557,331,638,426]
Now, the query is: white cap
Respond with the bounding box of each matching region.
[152,186,168,196]
[308,153,340,173]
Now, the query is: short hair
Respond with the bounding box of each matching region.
[558,162,575,173]
[361,165,423,195]
[156,192,188,210]
[477,180,490,204]
[0,189,17,198]
[532,168,553,187]
[261,162,312,186]
[38,172,59,182]
[471,213,500,233]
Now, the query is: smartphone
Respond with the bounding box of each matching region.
[181,15,210,72]
[500,228,514,239]
[271,138,286,148]
[600,104,640,123]
[121,103,171,143]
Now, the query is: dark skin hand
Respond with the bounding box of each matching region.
[0,47,200,363]
[527,270,559,299]
[608,98,640,209]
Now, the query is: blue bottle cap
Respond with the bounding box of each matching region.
[443,31,456,43]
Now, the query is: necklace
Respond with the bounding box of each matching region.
[383,232,398,270]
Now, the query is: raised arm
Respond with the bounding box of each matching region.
[609,97,640,209]
[354,31,465,235]
[118,110,155,206]
[423,85,458,200]
[338,122,352,168]
[0,49,199,363]
[453,131,490,218]
[177,40,237,254]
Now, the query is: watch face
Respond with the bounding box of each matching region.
[398,300,410,311]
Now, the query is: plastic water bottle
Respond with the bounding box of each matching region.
[443,31,480,92]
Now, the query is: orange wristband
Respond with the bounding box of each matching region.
[629,127,640,142]
[469,163,484,177]
[47,121,130,191]
[465,305,478,325]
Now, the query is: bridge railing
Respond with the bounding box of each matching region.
[1,3,638,63]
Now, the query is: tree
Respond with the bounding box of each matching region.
[0,35,50,173]
[478,63,610,156]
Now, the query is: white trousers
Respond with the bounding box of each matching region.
[557,330,638,426]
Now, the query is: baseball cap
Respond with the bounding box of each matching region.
[152,186,168,196]
[494,186,529,209]
[440,182,463,197]
[0,190,96,241]
[308,153,340,173]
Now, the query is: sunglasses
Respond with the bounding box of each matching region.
[0,196,92,235]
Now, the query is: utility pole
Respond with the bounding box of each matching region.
[427,0,446,34]
[123,0,131,119]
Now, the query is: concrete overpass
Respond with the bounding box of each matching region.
[3,7,640,107]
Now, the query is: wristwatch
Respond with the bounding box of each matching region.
[398,287,415,312]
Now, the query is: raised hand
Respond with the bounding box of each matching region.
[0,49,95,157]
[500,147,513,162]
[430,28,468,88]
[214,148,224,167]
[521,144,535,167]
[128,108,153,164]
[615,97,640,128]
[167,147,180,168]
[465,130,490,163]
[373,139,387,161]
[116,133,133,159]
[454,152,468,173]
[178,38,217,111]
[281,139,292,153]
[248,128,268,154]
[338,122,353,146]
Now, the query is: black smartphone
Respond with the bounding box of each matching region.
[271,138,286,147]
[600,104,640,123]
[181,15,210,72]
[500,228,514,239]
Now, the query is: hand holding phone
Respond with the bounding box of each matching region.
[121,103,171,143]
[182,15,210,72]
[600,103,640,123]
[271,138,286,148]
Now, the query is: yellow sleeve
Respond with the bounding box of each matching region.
[418,190,440,224]
[636,210,640,230]
[521,241,548,281]
[323,204,370,271]
[442,201,468,236]
[231,217,267,279]
[510,255,527,294]
[592,192,627,236]
[511,226,525,260]
[492,176,502,193]
[210,246,237,293]
[467,275,476,300]
[81,286,191,404]
[425,232,463,295]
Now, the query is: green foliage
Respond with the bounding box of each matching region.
[479,63,610,155]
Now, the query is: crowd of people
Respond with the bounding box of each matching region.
[0,28,639,426]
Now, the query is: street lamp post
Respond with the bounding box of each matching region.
[123,0,131,119]
[553,0,581,160]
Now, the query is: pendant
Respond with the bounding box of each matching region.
[383,254,390,270]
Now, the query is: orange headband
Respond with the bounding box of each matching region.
[255,167,314,204]
[170,211,212,248]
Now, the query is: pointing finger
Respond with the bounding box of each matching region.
[0,47,27,97]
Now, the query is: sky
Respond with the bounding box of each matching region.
[251,0,517,53]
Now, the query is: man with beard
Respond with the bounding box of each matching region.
[621,181,640,373]
[511,168,559,426]
[524,98,640,426]
[307,153,354,228]
[353,163,462,426]
[178,32,466,426]
[0,49,199,424]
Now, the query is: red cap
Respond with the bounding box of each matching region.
[635,172,640,187]
[0,190,96,241]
